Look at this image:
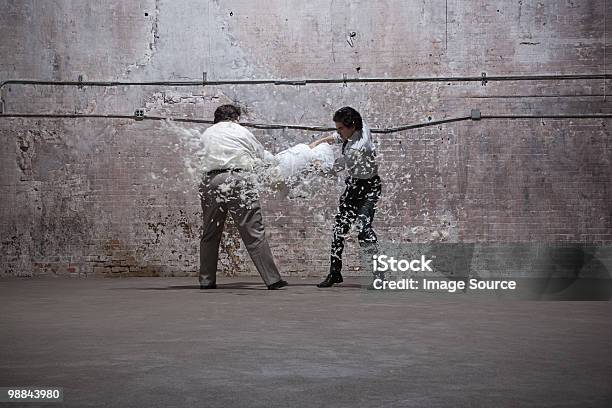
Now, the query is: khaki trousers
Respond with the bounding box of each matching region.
[199,171,282,286]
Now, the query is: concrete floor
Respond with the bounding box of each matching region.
[0,277,611,408]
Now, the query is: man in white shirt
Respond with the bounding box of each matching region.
[198,105,288,290]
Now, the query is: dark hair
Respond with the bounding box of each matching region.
[333,106,363,130]
[214,104,241,123]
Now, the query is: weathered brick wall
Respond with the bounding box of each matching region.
[1,0,610,277]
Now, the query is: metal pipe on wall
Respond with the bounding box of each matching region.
[1,73,610,115]
[1,73,610,90]
[1,112,611,134]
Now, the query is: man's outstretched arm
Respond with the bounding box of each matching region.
[309,133,341,148]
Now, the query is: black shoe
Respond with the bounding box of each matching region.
[267,279,289,290]
[317,273,343,288]
[200,283,217,289]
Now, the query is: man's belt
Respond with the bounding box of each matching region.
[206,168,243,176]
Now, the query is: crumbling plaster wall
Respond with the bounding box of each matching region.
[1,0,610,277]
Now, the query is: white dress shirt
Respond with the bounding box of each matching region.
[333,129,379,179]
[199,121,277,173]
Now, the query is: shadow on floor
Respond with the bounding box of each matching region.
[108,282,364,290]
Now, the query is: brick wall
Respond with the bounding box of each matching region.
[1,0,610,277]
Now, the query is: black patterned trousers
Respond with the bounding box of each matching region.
[329,175,382,275]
